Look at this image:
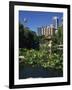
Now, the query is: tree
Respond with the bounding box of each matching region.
[57,26,63,44]
[19,23,39,49]
[51,26,63,53]
[19,23,24,48]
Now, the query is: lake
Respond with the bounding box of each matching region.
[19,64,63,79]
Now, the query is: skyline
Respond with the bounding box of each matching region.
[19,10,63,33]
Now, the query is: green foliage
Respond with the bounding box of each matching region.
[52,26,63,45]
[19,23,39,49]
[19,46,63,71]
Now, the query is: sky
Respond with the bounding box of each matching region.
[19,11,63,33]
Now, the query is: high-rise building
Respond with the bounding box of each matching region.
[50,24,55,36]
[41,26,44,35]
[37,27,42,36]
[37,24,54,37]
[45,26,49,37]
[53,16,59,32]
[61,17,63,27]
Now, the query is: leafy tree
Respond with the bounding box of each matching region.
[57,26,63,44]
[19,23,24,48]
[51,26,63,53]
[19,23,39,49]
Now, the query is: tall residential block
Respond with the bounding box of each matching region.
[53,16,59,33]
[37,24,54,37]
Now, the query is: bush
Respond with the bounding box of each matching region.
[19,47,63,71]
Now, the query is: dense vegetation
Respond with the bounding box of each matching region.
[19,23,39,49]
[19,23,63,71]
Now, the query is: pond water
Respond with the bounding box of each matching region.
[19,64,63,79]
